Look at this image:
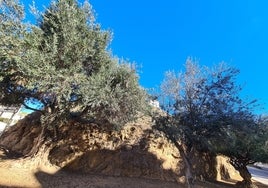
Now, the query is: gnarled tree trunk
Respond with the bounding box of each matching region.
[174,141,194,188]
[229,157,257,188]
[154,116,194,188]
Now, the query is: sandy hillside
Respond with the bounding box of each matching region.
[0,113,267,188]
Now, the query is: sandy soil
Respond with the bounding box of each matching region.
[0,164,180,188]
[0,159,231,188]
[0,155,213,188]
[0,150,267,188]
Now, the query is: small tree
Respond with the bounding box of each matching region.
[0,0,148,149]
[158,58,267,188]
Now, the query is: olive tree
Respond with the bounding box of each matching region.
[0,0,148,146]
[158,58,267,188]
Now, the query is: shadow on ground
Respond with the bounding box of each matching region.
[34,170,182,188]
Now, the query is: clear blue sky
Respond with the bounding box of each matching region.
[21,0,268,114]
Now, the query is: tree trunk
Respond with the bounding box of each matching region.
[155,116,194,188]
[175,141,194,188]
[26,125,46,157]
[229,158,257,188]
[164,129,193,187]
[236,165,256,188]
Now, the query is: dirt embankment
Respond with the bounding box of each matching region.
[1,113,265,188]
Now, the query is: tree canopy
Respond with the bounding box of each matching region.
[158,58,268,188]
[0,0,148,132]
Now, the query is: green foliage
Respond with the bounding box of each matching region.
[0,0,26,104]
[0,117,10,124]
[0,0,148,132]
[206,115,268,163]
[159,58,268,168]
[80,61,148,127]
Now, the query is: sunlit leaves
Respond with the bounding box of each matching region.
[0,0,148,129]
[160,58,267,164]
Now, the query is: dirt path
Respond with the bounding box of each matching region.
[0,157,182,188]
[0,158,233,188]
[0,151,266,188]
[1,159,268,188]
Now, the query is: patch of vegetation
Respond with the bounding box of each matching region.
[0,117,10,124]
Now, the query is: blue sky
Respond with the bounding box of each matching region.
[21,0,268,114]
